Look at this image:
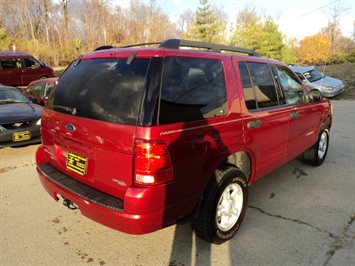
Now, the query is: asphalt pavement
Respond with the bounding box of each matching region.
[1,100,354,266]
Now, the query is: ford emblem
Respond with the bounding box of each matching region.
[66,124,76,132]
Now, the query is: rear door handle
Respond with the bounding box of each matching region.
[247,120,262,129]
[290,111,299,119]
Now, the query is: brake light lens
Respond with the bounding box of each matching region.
[134,141,174,186]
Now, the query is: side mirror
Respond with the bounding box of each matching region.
[309,90,323,102]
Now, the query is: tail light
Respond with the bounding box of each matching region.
[134,140,174,186]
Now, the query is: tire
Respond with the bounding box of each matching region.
[192,165,248,244]
[303,128,329,166]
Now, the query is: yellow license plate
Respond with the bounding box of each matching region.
[12,131,31,142]
[66,152,87,175]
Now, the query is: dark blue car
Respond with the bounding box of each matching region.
[0,85,43,148]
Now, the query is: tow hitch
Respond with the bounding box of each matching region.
[62,196,79,210]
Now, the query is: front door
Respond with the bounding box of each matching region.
[237,61,289,180]
[273,64,321,160]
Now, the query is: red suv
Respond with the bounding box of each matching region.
[35,39,332,244]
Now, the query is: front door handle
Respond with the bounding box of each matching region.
[247,120,262,129]
[290,111,299,119]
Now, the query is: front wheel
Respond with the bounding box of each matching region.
[303,128,329,166]
[192,165,248,244]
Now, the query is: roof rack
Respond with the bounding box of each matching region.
[160,39,260,57]
[94,39,260,57]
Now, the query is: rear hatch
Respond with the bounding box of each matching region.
[42,52,152,198]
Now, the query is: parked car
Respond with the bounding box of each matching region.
[0,50,55,86]
[0,85,43,148]
[291,66,345,97]
[21,77,58,106]
[35,39,332,244]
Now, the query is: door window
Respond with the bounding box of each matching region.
[275,65,305,105]
[159,57,227,124]
[24,58,40,68]
[239,62,280,110]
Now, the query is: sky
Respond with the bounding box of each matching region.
[112,0,355,40]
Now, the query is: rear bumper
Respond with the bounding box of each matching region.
[36,162,177,234]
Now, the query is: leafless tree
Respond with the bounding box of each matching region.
[325,0,351,53]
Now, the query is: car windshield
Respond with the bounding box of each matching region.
[47,58,150,125]
[302,69,323,82]
[0,89,29,104]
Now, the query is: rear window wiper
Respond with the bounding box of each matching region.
[73,55,83,67]
[53,105,78,115]
[126,51,137,65]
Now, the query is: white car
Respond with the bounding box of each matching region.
[291,66,345,97]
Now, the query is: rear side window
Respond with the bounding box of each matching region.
[0,58,22,69]
[47,58,150,125]
[239,62,280,110]
[158,57,227,124]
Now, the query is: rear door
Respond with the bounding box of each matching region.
[41,110,136,199]
[43,55,151,198]
[237,61,289,180]
[153,56,231,218]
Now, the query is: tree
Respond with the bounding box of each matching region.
[296,34,331,65]
[185,0,226,43]
[255,17,285,60]
[319,0,351,61]
[177,9,195,38]
[0,0,353,67]
[0,28,12,50]
[230,6,285,60]
[119,0,176,44]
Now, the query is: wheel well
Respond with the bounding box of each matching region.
[191,152,251,222]
[225,151,251,182]
[323,115,331,131]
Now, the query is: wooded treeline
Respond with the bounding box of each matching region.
[0,0,354,66]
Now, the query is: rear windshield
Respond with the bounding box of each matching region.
[47,58,150,125]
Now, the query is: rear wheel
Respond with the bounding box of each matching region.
[192,165,248,244]
[303,128,329,166]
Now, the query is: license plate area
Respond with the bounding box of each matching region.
[66,152,87,175]
[12,131,31,142]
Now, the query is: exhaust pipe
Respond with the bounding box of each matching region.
[62,196,79,210]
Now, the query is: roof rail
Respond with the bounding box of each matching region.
[159,39,260,57]
[93,39,260,57]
